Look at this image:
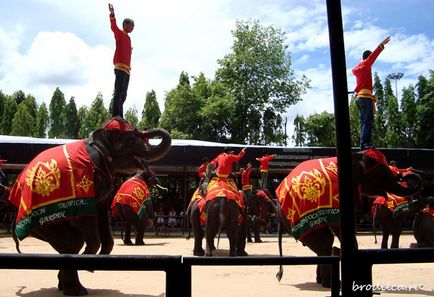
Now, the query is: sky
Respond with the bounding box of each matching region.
[0,0,433,145]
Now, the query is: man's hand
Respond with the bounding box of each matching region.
[381,36,391,46]
[108,3,115,16]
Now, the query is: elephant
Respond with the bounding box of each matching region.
[412,203,434,247]
[8,117,171,296]
[246,189,276,243]
[372,193,434,249]
[186,187,247,257]
[275,148,423,288]
[111,167,167,246]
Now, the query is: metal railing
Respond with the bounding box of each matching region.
[0,253,340,297]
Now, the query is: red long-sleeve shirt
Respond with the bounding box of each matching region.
[256,155,275,172]
[352,44,384,100]
[210,150,245,177]
[110,16,132,74]
[241,166,252,190]
[198,164,207,178]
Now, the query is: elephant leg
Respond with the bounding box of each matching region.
[381,229,390,249]
[390,220,403,249]
[32,223,88,295]
[301,228,335,288]
[237,216,248,256]
[254,227,262,243]
[205,202,220,257]
[123,223,133,245]
[191,204,205,256]
[58,270,88,296]
[205,220,219,257]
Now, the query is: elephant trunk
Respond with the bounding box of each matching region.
[141,128,172,163]
[387,173,423,197]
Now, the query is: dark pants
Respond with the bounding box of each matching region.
[260,171,268,189]
[112,69,130,118]
[356,97,374,150]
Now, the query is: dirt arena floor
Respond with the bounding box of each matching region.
[0,232,433,297]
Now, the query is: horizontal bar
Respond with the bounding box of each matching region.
[0,253,182,271]
[183,255,339,266]
[358,248,434,264]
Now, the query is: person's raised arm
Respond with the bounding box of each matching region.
[380,36,391,48]
[108,3,115,17]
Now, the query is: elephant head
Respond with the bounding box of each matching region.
[354,149,423,198]
[88,117,171,176]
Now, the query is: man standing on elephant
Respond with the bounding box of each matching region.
[352,36,391,150]
[109,3,134,118]
[241,162,253,208]
[256,152,276,189]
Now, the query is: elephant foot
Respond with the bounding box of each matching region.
[62,285,88,296]
[135,241,145,246]
[193,248,205,256]
[237,250,248,256]
[254,238,262,243]
[123,240,133,245]
[247,238,253,243]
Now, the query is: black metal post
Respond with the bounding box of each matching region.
[326,1,359,296]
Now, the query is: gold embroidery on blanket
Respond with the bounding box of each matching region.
[76,175,94,193]
[25,159,61,196]
[132,186,145,200]
[326,162,338,175]
[292,169,326,203]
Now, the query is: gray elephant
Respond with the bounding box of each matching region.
[186,185,247,257]
[8,117,171,296]
[246,189,276,243]
[111,167,167,245]
[275,149,423,288]
[412,203,434,247]
[372,193,434,249]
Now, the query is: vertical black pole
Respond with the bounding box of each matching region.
[326,1,358,296]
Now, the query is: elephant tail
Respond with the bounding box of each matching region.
[373,204,378,244]
[185,200,192,240]
[11,220,22,254]
[216,198,227,252]
[276,199,288,282]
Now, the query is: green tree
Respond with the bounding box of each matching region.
[292,114,306,146]
[77,106,89,138]
[0,91,5,125]
[11,102,35,136]
[199,80,235,142]
[215,19,309,144]
[348,96,360,147]
[139,90,161,130]
[125,106,139,127]
[159,72,203,139]
[415,71,434,148]
[372,73,387,147]
[79,93,110,137]
[1,95,17,135]
[12,90,26,106]
[48,87,67,138]
[400,85,417,147]
[35,102,49,138]
[383,78,401,147]
[64,97,80,139]
[24,94,38,121]
[304,112,335,147]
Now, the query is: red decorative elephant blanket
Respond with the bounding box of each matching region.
[9,140,96,240]
[111,176,151,217]
[191,187,207,225]
[205,176,245,210]
[275,157,339,240]
[372,193,409,217]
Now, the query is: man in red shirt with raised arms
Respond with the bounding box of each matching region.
[109,3,134,118]
[352,36,391,150]
[256,153,276,190]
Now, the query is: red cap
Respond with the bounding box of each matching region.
[102,118,135,132]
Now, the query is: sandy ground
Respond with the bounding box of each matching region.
[0,232,433,297]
